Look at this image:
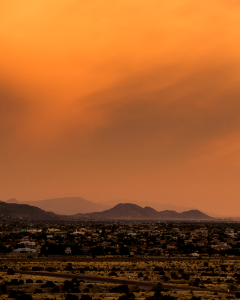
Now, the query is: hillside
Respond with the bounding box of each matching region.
[0,202,70,221]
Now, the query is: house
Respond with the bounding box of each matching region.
[65,247,72,254]
[167,245,176,249]
[190,253,199,257]
[72,231,85,236]
[47,228,60,233]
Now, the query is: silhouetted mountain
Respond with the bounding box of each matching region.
[74,203,214,220]
[0,202,70,221]
[83,203,159,219]
[6,197,107,215]
[101,199,196,213]
[180,210,213,220]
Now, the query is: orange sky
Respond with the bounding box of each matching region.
[1,0,240,215]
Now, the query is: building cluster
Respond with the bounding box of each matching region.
[0,221,240,257]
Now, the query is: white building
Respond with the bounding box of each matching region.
[65,247,72,254]
[12,248,38,253]
[18,241,36,246]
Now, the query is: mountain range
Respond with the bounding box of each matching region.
[3,197,238,220]
[74,203,214,220]
[0,201,215,221]
[5,197,197,215]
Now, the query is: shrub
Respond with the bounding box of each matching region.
[32,266,43,271]
[46,267,57,272]
[109,271,117,276]
[71,287,80,293]
[153,267,164,272]
[26,279,33,283]
[80,295,92,300]
[118,295,129,300]
[236,292,240,299]
[41,281,56,288]
[10,279,19,285]
[110,285,129,295]
[0,283,7,294]
[234,273,240,280]
[52,286,60,293]
[62,280,74,291]
[34,288,42,294]
[8,290,19,298]
[162,275,170,282]
[7,268,15,275]
[78,268,84,273]
[178,268,184,273]
[162,296,177,300]
[16,295,33,300]
[152,283,163,298]
[201,272,218,277]
[181,273,190,280]
[228,283,238,291]
[170,272,178,280]
[65,295,79,300]
[159,271,165,275]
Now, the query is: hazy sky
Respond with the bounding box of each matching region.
[1,1,240,215]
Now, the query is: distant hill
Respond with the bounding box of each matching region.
[101,199,196,213]
[6,198,20,203]
[74,203,214,220]
[0,202,70,221]
[83,203,160,220]
[5,197,107,215]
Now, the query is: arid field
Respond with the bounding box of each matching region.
[0,255,239,299]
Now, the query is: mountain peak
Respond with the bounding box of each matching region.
[6,198,20,203]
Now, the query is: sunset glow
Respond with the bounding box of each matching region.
[1,1,240,215]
